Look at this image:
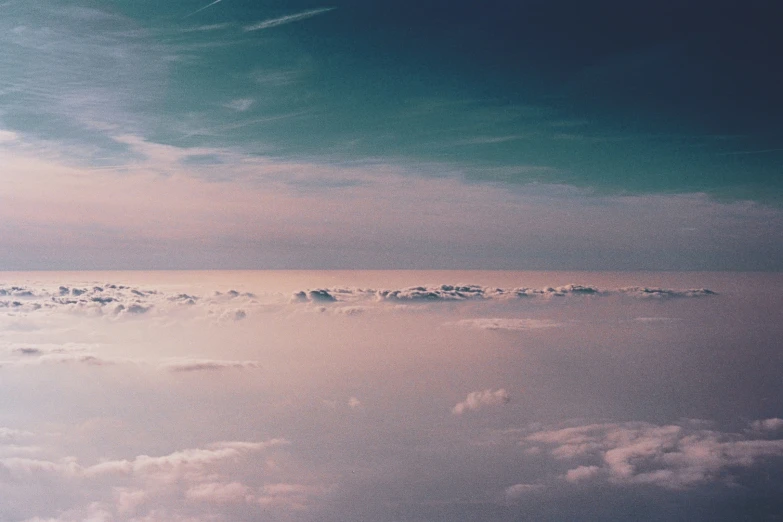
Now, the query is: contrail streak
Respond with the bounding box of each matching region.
[243,7,334,31]
[185,0,223,18]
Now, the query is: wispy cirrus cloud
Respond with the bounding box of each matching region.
[184,0,224,18]
[244,8,335,32]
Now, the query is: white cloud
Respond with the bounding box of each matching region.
[0,427,34,442]
[0,129,19,143]
[224,98,255,112]
[523,420,783,489]
[452,389,510,415]
[185,481,251,503]
[564,465,601,482]
[244,8,335,32]
[0,436,291,519]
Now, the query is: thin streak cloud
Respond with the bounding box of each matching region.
[244,8,335,32]
[185,0,223,18]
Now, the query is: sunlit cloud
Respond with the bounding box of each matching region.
[452,389,511,415]
[522,420,783,489]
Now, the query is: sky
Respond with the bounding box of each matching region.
[1,270,782,521]
[1,0,782,269]
[2,5,782,519]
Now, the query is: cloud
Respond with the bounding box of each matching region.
[0,351,127,369]
[0,3,167,139]
[451,318,563,331]
[0,129,19,143]
[185,481,250,503]
[523,420,783,489]
[750,418,783,433]
[224,98,255,112]
[0,433,327,517]
[292,289,337,303]
[256,482,333,510]
[10,346,43,355]
[243,8,335,32]
[184,0,223,18]
[2,344,261,374]
[452,389,510,415]
[618,287,716,299]
[0,427,33,443]
[564,465,601,482]
[158,358,261,373]
[0,282,261,320]
[0,436,292,520]
[504,483,544,500]
[348,397,362,409]
[289,284,716,304]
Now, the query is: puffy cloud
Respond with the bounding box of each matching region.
[0,283,257,319]
[292,289,337,303]
[452,389,510,415]
[289,284,716,304]
[523,420,783,489]
[0,281,716,325]
[0,437,294,520]
[750,418,783,433]
[617,287,715,299]
[564,465,601,483]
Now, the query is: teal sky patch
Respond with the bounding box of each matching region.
[2,0,781,202]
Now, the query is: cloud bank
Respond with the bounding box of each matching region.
[290,284,716,304]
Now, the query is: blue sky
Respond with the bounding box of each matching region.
[1,0,781,269]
